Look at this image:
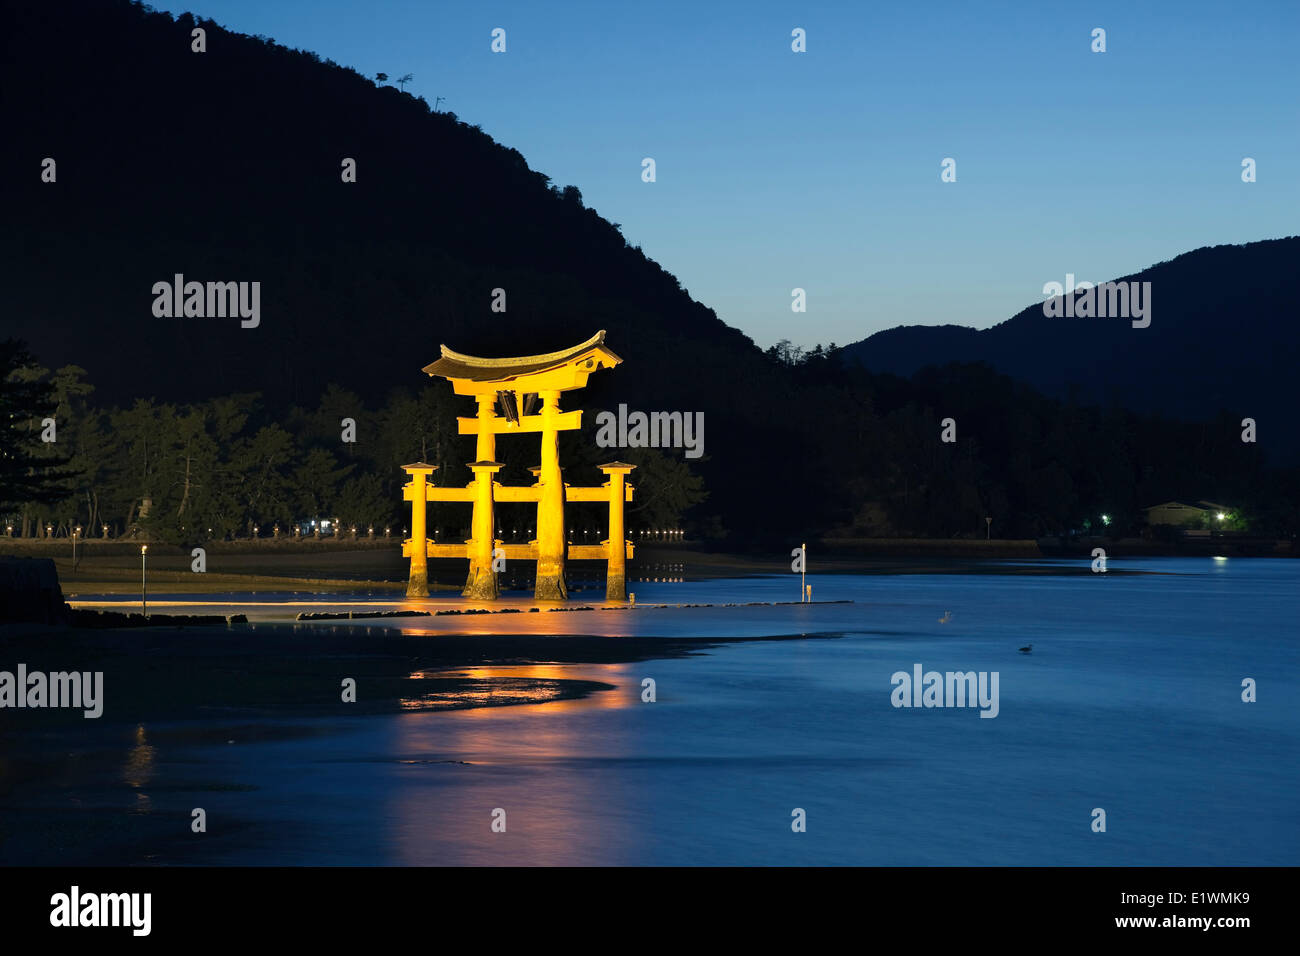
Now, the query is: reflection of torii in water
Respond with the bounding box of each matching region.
[401,331,635,603]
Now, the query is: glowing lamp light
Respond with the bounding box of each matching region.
[1217,513,1226,521]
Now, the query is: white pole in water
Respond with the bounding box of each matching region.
[141,544,148,617]
[801,541,806,602]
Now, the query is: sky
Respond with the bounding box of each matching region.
[156,0,1299,350]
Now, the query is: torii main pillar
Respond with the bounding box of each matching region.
[534,390,567,600]
[465,460,503,599]
[465,394,499,594]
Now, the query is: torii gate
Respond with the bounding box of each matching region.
[401,331,635,602]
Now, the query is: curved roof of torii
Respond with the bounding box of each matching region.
[421,330,622,385]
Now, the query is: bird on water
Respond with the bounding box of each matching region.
[1019,644,1032,653]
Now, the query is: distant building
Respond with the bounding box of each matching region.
[1144,501,1207,527]
[1144,500,1236,528]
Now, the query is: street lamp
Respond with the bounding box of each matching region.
[73,525,81,570]
[140,545,148,617]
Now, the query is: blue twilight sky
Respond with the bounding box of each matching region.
[156,0,1299,350]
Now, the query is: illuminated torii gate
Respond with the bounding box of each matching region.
[401,331,635,602]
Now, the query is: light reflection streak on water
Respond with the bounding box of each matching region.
[397,664,634,714]
[122,723,156,812]
[384,663,643,865]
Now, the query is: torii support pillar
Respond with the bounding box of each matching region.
[599,462,635,602]
[403,463,437,598]
[464,460,502,600]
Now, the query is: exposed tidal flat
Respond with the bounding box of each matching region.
[0,557,1296,866]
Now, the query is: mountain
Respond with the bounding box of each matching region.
[0,0,824,543]
[839,238,1300,460]
[1,0,763,408]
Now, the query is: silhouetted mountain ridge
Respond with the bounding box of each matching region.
[1,0,757,411]
[840,238,1300,456]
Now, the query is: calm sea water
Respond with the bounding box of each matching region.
[12,558,1300,865]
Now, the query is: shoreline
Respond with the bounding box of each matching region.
[1,541,1250,601]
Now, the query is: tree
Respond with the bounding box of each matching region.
[375,72,388,83]
[0,339,76,516]
[293,448,353,524]
[397,73,413,92]
[109,399,173,537]
[336,473,391,531]
[228,424,297,532]
[621,448,708,529]
[766,339,806,366]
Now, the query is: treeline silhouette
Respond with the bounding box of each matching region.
[779,350,1298,539]
[0,350,706,544]
[6,340,1296,544]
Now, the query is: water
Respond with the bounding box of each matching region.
[7,558,1298,865]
